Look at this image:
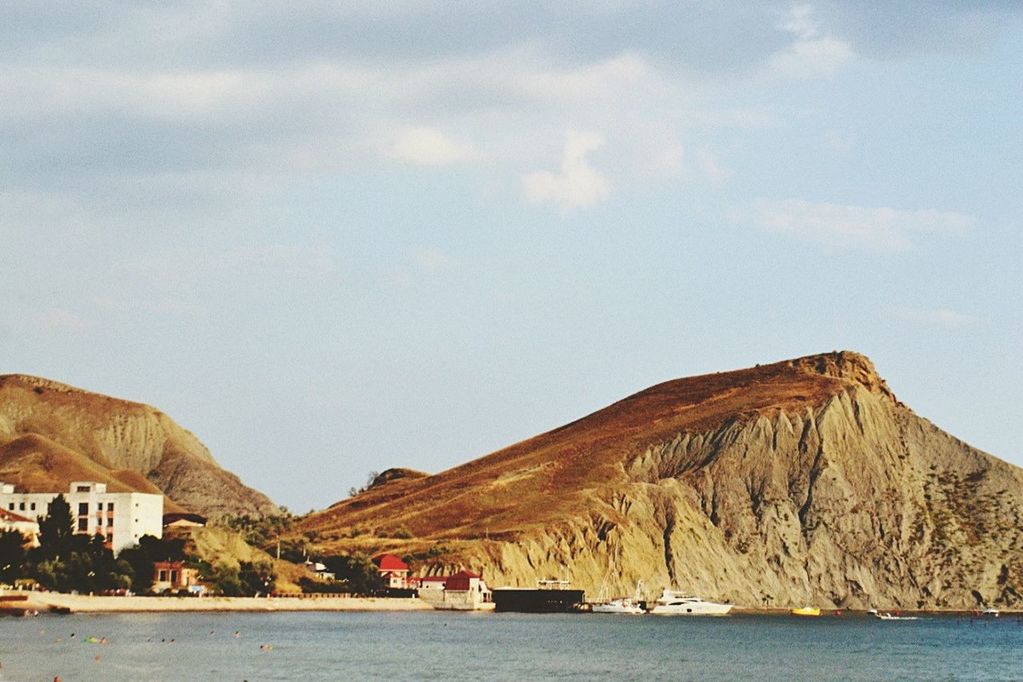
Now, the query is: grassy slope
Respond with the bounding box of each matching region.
[297,351,892,550]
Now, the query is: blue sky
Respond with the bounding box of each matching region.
[2,1,1020,512]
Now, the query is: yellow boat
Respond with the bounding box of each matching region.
[790,606,821,617]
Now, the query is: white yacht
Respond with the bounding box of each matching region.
[592,581,645,615]
[648,588,732,616]
[592,597,645,615]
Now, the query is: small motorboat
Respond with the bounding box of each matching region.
[873,611,919,621]
[981,607,1000,617]
[790,606,821,617]
[592,580,645,615]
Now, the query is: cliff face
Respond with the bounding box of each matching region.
[0,374,277,518]
[300,352,1023,609]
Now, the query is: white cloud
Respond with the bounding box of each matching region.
[781,3,820,41]
[389,127,477,166]
[754,199,975,251]
[522,130,610,209]
[770,3,854,77]
[511,53,648,102]
[889,307,980,328]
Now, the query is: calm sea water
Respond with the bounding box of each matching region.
[2,611,1021,681]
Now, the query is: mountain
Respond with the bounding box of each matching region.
[297,351,1023,609]
[0,374,277,518]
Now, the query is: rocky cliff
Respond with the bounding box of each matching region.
[299,351,1023,609]
[0,374,277,518]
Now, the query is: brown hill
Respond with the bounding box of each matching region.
[0,374,277,518]
[298,351,1023,609]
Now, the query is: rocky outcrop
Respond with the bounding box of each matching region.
[298,351,1023,609]
[0,374,277,517]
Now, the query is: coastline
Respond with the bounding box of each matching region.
[5,592,1016,617]
[11,592,434,614]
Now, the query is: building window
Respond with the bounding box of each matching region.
[108,502,115,512]
[76,485,90,493]
[30,503,36,511]
[18,502,25,511]
[77,518,88,531]
[78,502,89,516]
[159,570,168,582]
[7,503,12,511]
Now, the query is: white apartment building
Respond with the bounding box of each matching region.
[0,481,163,553]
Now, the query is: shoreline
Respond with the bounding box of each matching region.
[728,606,1019,617]
[5,592,1018,617]
[8,592,434,614]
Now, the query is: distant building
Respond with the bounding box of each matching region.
[372,553,410,589]
[162,513,207,536]
[411,575,448,593]
[152,560,202,594]
[0,481,163,553]
[163,512,206,528]
[302,560,336,582]
[413,569,493,610]
[0,508,40,547]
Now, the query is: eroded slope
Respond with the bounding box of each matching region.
[0,374,276,517]
[299,352,1023,609]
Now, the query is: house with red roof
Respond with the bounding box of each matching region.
[372,553,410,589]
[415,568,493,611]
[0,508,39,547]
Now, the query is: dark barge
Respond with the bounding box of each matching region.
[492,580,585,613]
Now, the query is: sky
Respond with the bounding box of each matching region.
[2,1,1021,513]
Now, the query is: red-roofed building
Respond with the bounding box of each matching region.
[415,568,492,610]
[0,508,39,547]
[372,554,410,589]
[444,570,481,592]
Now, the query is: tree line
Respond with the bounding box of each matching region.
[0,494,275,596]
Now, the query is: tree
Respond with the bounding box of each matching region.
[0,530,26,583]
[36,494,74,560]
[207,563,244,596]
[348,471,381,498]
[239,561,275,596]
[116,535,185,594]
[322,553,378,595]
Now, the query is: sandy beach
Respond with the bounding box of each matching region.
[11,591,434,614]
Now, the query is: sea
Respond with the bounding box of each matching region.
[2,611,1021,681]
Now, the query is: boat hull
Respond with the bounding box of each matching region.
[649,603,732,616]
[492,589,585,613]
[592,601,644,615]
